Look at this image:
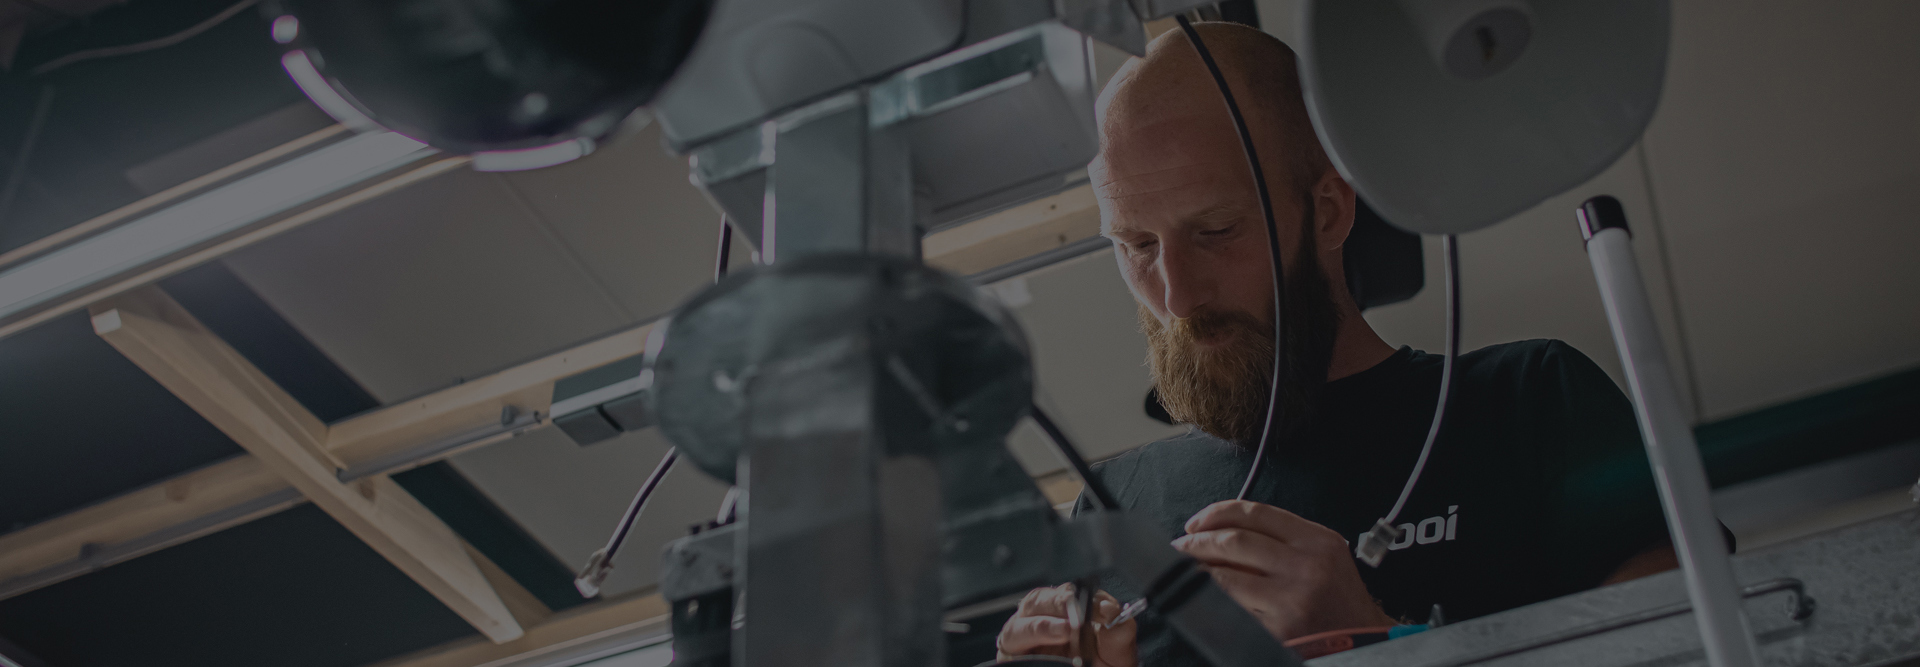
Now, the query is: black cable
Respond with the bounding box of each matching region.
[608,447,679,554]
[1171,16,1290,502]
[580,215,738,591]
[641,216,733,526]
[713,215,739,524]
[1031,404,1120,511]
[715,216,734,282]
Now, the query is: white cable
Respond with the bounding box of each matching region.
[1383,234,1460,524]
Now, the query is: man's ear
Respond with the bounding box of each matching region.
[1315,170,1357,252]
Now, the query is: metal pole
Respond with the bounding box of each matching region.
[1577,196,1759,667]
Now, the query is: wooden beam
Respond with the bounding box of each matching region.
[325,322,658,470]
[0,175,1108,612]
[369,594,669,667]
[0,455,296,600]
[90,286,524,643]
[924,183,1102,276]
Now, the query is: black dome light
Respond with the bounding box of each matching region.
[269,0,712,169]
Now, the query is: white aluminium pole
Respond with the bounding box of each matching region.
[1577,195,1760,667]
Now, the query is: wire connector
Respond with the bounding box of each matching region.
[574,548,613,598]
[1354,519,1403,568]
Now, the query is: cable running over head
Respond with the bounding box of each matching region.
[1171,16,1290,502]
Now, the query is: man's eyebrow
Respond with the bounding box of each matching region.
[1103,202,1249,238]
[1181,202,1249,227]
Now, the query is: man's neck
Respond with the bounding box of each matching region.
[1326,299,1397,381]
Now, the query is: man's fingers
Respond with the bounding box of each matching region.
[1095,611,1137,665]
[1091,592,1123,625]
[1185,501,1339,548]
[1015,585,1077,619]
[997,616,1073,656]
[1172,527,1298,576]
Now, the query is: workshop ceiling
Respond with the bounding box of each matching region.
[4,1,1920,666]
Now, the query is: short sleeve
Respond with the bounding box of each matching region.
[1533,341,1674,590]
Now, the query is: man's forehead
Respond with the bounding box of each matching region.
[1095,112,1247,197]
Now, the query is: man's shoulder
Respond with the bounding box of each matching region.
[1089,430,1247,505]
[1458,338,1600,375]
[1093,429,1232,475]
[1451,339,1618,396]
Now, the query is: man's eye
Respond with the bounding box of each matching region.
[1128,239,1157,252]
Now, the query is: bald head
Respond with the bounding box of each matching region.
[1094,22,1332,195]
[1095,24,1377,444]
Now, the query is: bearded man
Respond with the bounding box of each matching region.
[996,22,1695,666]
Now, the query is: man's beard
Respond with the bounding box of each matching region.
[1140,210,1341,447]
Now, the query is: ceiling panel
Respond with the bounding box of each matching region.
[448,427,729,599]
[497,125,726,322]
[222,167,637,404]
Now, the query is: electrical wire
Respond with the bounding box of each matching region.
[608,447,679,556]
[1031,404,1119,511]
[1170,16,1290,502]
[577,215,736,592]
[1175,18,1461,535]
[712,217,741,524]
[1381,234,1459,525]
[31,0,261,76]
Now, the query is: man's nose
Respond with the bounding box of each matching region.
[1159,244,1215,319]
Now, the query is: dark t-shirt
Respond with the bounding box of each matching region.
[1079,340,1674,666]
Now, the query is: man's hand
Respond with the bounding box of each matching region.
[995,583,1138,667]
[1174,500,1395,641]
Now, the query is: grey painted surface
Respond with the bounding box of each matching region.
[225,126,719,403]
[1359,145,1696,417]
[223,165,636,403]
[1638,0,1920,420]
[449,427,730,599]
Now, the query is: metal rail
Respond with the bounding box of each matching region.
[1409,578,1814,667]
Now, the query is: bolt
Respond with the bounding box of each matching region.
[686,598,700,617]
[992,544,1014,567]
[519,92,549,118]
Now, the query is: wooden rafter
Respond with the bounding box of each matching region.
[0,175,1109,649]
[924,183,1101,276]
[0,455,296,599]
[89,286,526,643]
